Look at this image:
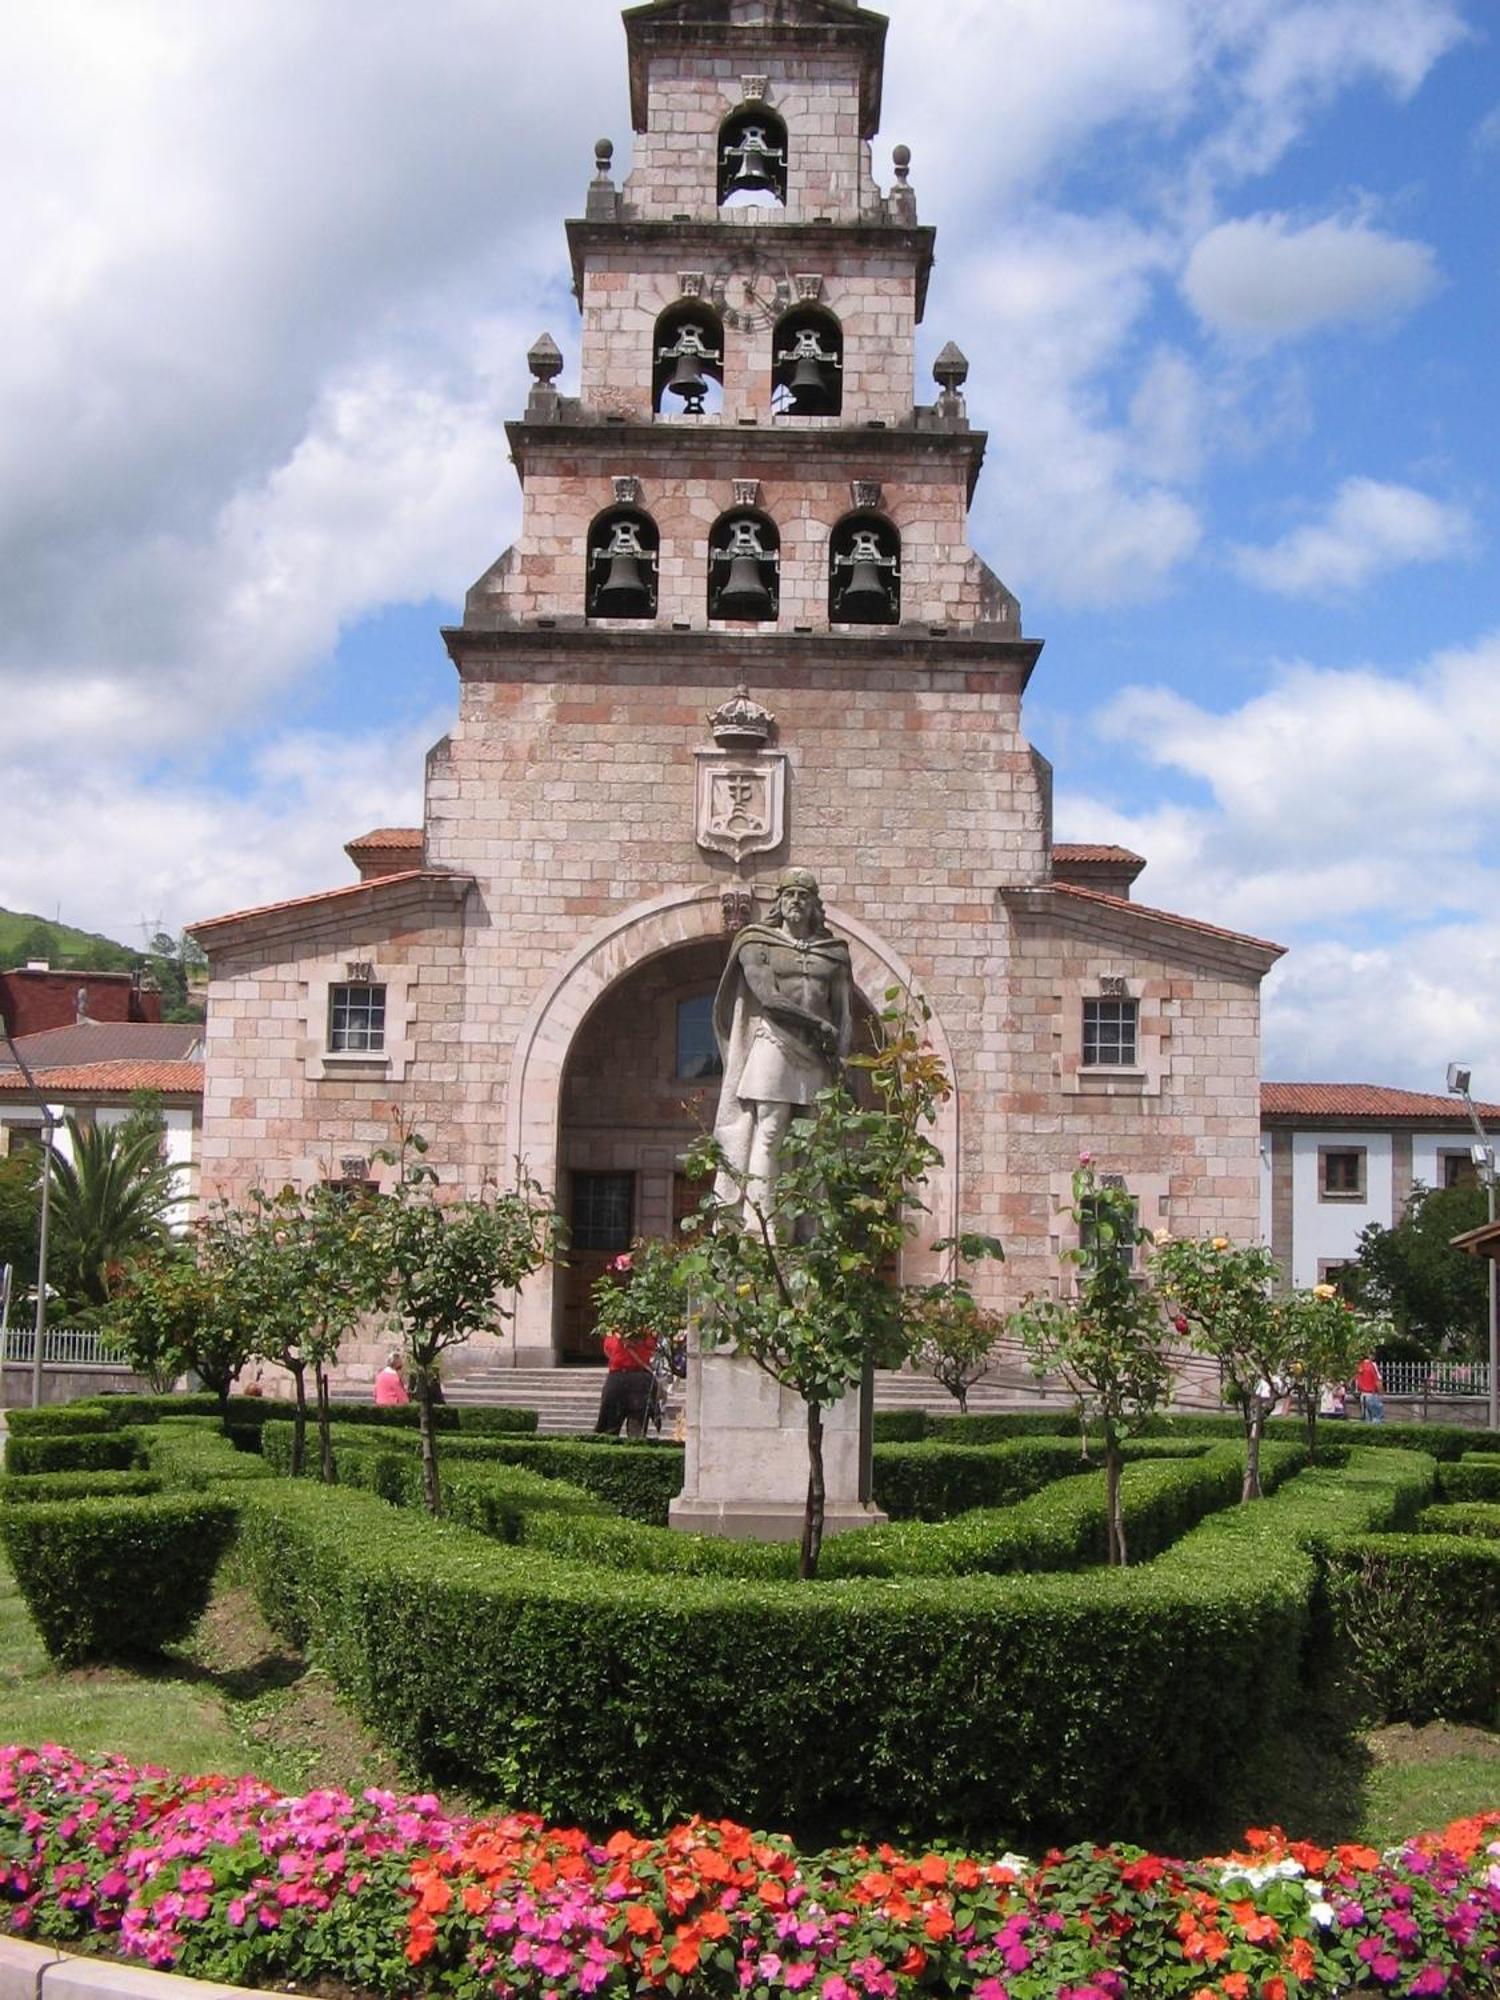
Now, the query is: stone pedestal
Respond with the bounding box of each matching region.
[668,1344,887,1542]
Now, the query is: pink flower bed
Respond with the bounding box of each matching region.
[0,1745,1496,1998]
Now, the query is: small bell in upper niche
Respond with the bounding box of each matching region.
[658,323,721,415]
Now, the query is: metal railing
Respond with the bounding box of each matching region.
[0,1326,128,1369]
[1381,1359,1491,1401]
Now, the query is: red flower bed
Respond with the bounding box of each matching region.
[0,1746,1495,1997]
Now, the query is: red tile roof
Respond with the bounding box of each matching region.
[1262,1083,1500,1122]
[1038,881,1285,957]
[0,1060,203,1097]
[0,1023,203,1070]
[191,869,468,938]
[345,827,423,851]
[1052,843,1147,867]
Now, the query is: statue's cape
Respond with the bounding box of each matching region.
[710,924,851,1166]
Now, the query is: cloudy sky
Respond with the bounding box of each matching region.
[1,0,1495,1089]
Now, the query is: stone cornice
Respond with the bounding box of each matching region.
[564,218,935,317]
[442,622,1042,695]
[1001,882,1285,982]
[505,416,986,501]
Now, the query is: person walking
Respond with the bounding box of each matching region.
[374,1350,410,1406]
[1355,1354,1384,1424]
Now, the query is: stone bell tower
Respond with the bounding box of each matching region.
[195,0,1276,1444]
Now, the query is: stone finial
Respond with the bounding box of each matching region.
[528,333,564,385]
[709,685,776,749]
[934,341,969,395]
[594,137,615,180]
[721,887,756,934]
[892,144,911,184]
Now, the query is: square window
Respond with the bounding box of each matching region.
[676,994,724,1081]
[1318,1148,1365,1200]
[328,982,386,1054]
[1082,997,1138,1068]
[570,1171,635,1253]
[1441,1150,1478,1190]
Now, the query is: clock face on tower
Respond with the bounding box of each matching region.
[711,249,796,333]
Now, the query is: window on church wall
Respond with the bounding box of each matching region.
[708,509,780,623]
[328,982,386,1054]
[675,994,723,1082]
[1081,997,1139,1069]
[653,303,724,417]
[772,307,843,417]
[1318,1147,1366,1201]
[828,513,900,625]
[570,1170,635,1252]
[718,105,788,208]
[585,507,659,621]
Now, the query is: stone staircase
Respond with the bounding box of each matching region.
[444,1341,1230,1434]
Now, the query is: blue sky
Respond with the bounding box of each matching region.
[1,0,1495,1089]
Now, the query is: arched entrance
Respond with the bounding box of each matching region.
[503,888,960,1363]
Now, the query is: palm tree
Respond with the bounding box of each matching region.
[48,1113,180,1312]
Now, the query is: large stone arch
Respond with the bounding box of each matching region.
[503,886,961,1362]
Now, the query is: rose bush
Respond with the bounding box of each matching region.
[0,1746,1495,1998]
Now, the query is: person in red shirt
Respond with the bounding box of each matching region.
[374,1351,410,1407]
[594,1253,659,1437]
[1355,1355,1384,1424]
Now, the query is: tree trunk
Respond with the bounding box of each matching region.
[957,1382,968,1415]
[416,1365,442,1515]
[1104,1426,1127,1567]
[1304,1396,1319,1463]
[1244,1404,1265,1502]
[315,1365,335,1484]
[288,1359,308,1479]
[800,1399,825,1581]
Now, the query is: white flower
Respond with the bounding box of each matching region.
[1308,1901,1335,1928]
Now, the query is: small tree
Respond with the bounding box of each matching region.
[107,1243,252,1406]
[205,1183,382,1478]
[903,1262,1005,1414]
[1151,1235,1291,1500]
[1009,1165,1171,1566]
[1282,1283,1367,1461]
[371,1127,559,1513]
[680,994,957,1580]
[1342,1181,1489,1358]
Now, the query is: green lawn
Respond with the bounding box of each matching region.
[0,1550,1492,1845]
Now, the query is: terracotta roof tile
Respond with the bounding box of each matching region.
[0,1060,203,1097]
[1052,843,1147,867]
[1036,880,1285,957]
[191,868,467,937]
[345,827,423,851]
[1262,1083,1500,1122]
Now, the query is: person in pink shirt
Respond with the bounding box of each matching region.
[374,1351,410,1406]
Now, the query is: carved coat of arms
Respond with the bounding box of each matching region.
[695,687,786,864]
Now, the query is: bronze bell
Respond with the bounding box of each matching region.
[836,530,897,622]
[723,124,785,196]
[659,325,718,414]
[592,523,654,617]
[780,330,840,414]
[713,522,776,620]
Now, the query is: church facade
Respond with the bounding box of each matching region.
[192,0,1283,1377]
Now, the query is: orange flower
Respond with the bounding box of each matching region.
[699,1910,730,1941]
[1222,1974,1250,1999]
[1289,1841,1329,1875]
[1335,1844,1380,1874]
[461,1884,489,1915]
[1287,1936,1317,1982]
[1202,1929,1230,1964]
[1229,1900,1279,1945]
[923,1905,955,1942]
[1264,1979,1287,2000]
[668,1929,702,1975]
[918,1853,949,1886]
[623,1903,661,1939]
[897,1946,928,1977]
[954,1858,982,1890]
[417,1876,452,1916]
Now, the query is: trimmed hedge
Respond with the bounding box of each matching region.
[869,1410,927,1443]
[330,1443,607,1542]
[922,1409,1500,1461]
[3,1406,126,1436]
[137,1426,274,1487]
[0,1470,162,1504]
[868,1435,1210,1523]
[3,1432,139,1477]
[1324,1531,1500,1726]
[1416,1501,1500,1540]
[1440,1457,1500,1502]
[232,1447,1430,1846]
[0,1493,238,1664]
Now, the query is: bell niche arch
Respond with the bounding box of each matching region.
[718,104,789,207]
[708,508,780,623]
[585,505,659,621]
[772,306,844,417]
[502,887,962,1364]
[653,301,725,417]
[829,511,901,626]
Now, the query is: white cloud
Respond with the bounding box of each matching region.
[1182,211,1440,340]
[1230,477,1474,596]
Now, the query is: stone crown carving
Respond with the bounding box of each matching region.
[709,686,776,749]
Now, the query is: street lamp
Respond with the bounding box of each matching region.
[1446,1063,1498,1432]
[0,1012,55,1410]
